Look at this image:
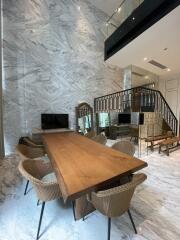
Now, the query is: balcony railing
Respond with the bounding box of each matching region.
[104,0,144,38]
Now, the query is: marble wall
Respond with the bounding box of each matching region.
[2,0,123,154]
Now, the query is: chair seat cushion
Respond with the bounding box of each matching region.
[41,172,57,182]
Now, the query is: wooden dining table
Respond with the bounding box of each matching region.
[43,132,147,219]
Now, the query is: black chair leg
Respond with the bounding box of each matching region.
[107,217,111,240]
[24,180,29,195]
[37,200,40,206]
[128,209,137,234]
[36,202,45,240]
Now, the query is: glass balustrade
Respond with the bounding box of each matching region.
[104,0,144,39]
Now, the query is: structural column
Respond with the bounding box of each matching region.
[0,0,5,159]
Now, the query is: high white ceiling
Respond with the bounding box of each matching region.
[107,5,180,77]
[90,0,123,16]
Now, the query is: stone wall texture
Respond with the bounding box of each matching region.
[3,0,123,153]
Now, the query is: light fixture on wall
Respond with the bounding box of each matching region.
[117,7,121,13]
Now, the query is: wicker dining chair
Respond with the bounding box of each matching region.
[20,137,44,148]
[16,144,45,195]
[87,173,147,240]
[18,159,62,240]
[92,134,107,145]
[84,130,96,139]
[111,140,135,156]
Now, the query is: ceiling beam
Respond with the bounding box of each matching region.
[105,0,180,60]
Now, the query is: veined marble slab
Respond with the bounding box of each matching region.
[3,0,123,154]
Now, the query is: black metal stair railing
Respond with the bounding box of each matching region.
[94,86,178,135]
[140,87,177,135]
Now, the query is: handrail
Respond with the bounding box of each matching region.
[95,86,143,100]
[94,86,178,135]
[105,0,144,39]
[106,0,127,24]
[140,87,177,120]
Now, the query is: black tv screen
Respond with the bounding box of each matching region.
[118,113,131,124]
[41,114,69,130]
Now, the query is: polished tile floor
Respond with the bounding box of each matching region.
[0,141,180,240]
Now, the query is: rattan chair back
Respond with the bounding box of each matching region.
[111,140,135,156]
[18,159,61,201]
[89,173,147,218]
[92,134,107,145]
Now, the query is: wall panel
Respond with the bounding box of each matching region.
[2,0,123,153]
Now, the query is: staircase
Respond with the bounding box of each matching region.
[94,87,178,135]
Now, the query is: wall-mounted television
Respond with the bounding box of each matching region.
[41,114,69,130]
[118,113,131,124]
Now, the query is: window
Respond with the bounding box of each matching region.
[99,113,109,127]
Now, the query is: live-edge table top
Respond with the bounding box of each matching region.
[43,132,147,202]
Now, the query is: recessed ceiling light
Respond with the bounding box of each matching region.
[106,22,109,26]
[117,7,121,13]
[77,6,81,10]
[143,57,148,61]
[167,68,171,72]
[132,17,135,20]
[145,75,149,79]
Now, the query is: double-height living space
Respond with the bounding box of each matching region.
[0,1,180,240]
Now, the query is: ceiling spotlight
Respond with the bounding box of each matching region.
[117,7,121,13]
[145,75,149,79]
[106,22,109,26]
[143,57,148,61]
[132,17,135,20]
[167,68,171,72]
[77,6,81,10]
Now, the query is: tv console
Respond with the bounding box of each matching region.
[109,124,130,140]
[31,128,74,144]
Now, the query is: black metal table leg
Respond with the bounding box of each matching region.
[72,201,76,221]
